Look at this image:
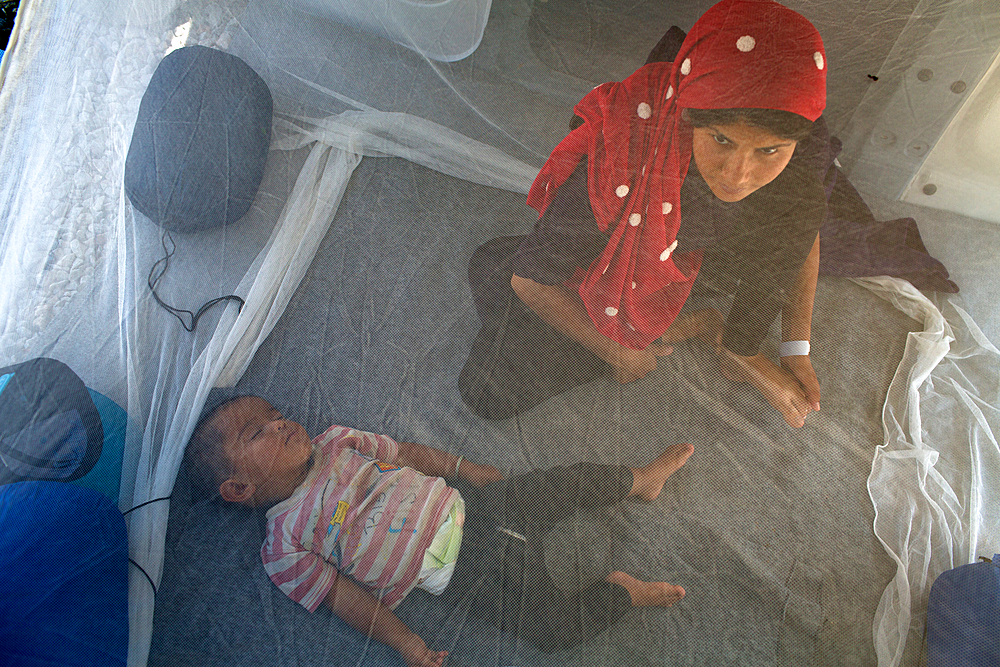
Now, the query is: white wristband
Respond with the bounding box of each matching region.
[779,340,810,357]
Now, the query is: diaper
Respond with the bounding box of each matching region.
[416,496,464,594]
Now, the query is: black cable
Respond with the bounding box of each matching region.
[122,495,172,516]
[121,496,173,594]
[129,557,157,594]
[148,230,246,332]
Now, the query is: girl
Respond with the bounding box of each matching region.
[461,0,832,428]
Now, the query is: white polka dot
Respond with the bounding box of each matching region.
[814,52,824,70]
[659,239,678,261]
[602,265,608,275]
[632,281,637,289]
[642,165,646,176]
[736,35,755,52]
[616,184,629,198]
[629,214,641,227]
[662,201,673,215]
[637,102,652,119]
[627,323,636,331]
[605,307,618,317]
[665,85,674,100]
[680,58,691,75]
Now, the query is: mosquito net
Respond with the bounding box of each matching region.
[0,1,997,666]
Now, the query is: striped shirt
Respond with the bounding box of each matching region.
[261,425,459,611]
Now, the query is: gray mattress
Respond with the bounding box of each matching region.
[151,155,916,666]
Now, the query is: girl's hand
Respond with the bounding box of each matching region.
[660,308,724,348]
[399,635,447,667]
[717,348,815,428]
[613,308,722,383]
[611,341,673,384]
[780,354,820,412]
[610,308,722,384]
[457,459,503,486]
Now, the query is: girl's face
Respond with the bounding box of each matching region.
[689,121,798,202]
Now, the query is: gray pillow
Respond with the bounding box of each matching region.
[124,45,272,233]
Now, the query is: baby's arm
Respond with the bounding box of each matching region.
[395,440,502,487]
[324,575,446,667]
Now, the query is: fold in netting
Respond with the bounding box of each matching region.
[859,278,1000,667]
[0,2,996,666]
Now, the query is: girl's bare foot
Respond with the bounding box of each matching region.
[629,443,693,501]
[717,348,813,428]
[606,571,686,607]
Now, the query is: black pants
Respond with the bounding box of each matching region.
[458,236,610,420]
[443,463,634,652]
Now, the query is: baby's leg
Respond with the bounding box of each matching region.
[514,548,635,652]
[605,571,685,607]
[628,443,693,501]
[470,463,633,532]
[469,445,690,533]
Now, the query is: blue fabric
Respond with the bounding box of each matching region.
[71,390,127,502]
[0,357,126,500]
[0,357,103,485]
[0,481,128,666]
[926,555,1000,667]
[124,45,272,233]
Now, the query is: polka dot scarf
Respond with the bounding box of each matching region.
[526,0,826,350]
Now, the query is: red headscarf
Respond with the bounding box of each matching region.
[526,0,827,350]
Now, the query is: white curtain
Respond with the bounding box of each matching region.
[859,278,1000,666]
[0,1,996,666]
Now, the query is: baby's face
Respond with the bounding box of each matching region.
[216,396,314,504]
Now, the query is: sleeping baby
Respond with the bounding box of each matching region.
[185,395,690,667]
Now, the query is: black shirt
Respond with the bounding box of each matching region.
[514,119,831,356]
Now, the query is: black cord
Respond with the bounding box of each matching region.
[129,557,157,594]
[123,495,172,516]
[121,495,173,594]
[148,230,246,332]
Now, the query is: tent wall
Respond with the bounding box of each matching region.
[0,1,997,666]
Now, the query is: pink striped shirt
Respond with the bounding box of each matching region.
[261,425,459,611]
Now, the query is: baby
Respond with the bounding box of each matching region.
[186,395,691,667]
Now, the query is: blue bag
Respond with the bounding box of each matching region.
[124,45,273,234]
[0,481,128,667]
[0,357,103,484]
[926,554,1000,666]
[0,357,126,501]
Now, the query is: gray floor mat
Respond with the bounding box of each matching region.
[152,157,913,666]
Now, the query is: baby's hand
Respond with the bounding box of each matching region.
[458,460,503,486]
[400,634,447,667]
